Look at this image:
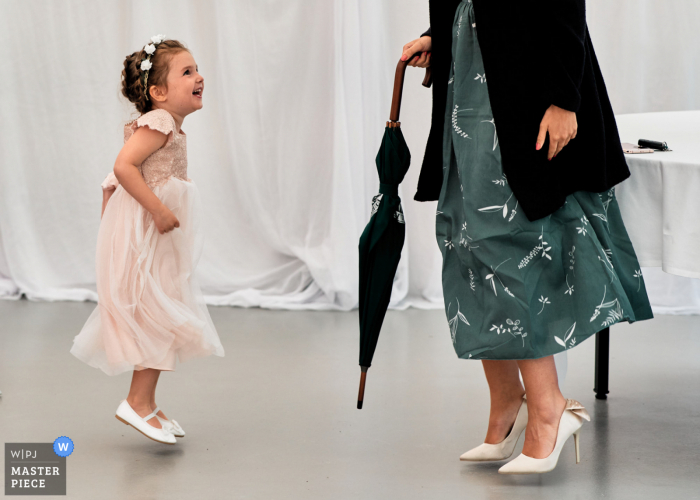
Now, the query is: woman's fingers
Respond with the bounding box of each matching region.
[536,123,548,152]
[418,52,431,68]
[548,139,559,160]
[410,52,429,68]
[401,40,420,62]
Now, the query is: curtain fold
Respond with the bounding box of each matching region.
[1,0,698,312]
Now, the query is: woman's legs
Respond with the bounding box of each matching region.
[126,368,163,429]
[517,356,566,458]
[482,360,526,444]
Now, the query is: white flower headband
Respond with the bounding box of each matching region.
[140,34,166,100]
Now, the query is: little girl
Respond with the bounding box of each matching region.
[71,35,224,444]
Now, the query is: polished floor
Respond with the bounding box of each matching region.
[0,301,699,500]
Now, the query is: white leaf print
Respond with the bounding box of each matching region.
[451,105,473,139]
[479,206,503,212]
[447,299,470,343]
[457,311,470,325]
[633,269,643,292]
[554,322,576,349]
[565,323,576,342]
[480,118,498,151]
[484,259,512,298]
[502,205,508,218]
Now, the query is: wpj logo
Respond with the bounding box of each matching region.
[5,438,73,496]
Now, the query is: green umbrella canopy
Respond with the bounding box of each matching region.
[356,59,432,409]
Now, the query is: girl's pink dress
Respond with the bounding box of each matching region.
[72,109,224,375]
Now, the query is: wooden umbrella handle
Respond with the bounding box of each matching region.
[389,55,433,124]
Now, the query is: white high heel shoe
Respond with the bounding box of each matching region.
[154,408,185,438]
[115,400,177,445]
[460,396,528,462]
[498,399,590,475]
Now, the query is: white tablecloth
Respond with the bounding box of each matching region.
[615,110,700,313]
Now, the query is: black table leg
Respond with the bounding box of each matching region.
[594,328,610,400]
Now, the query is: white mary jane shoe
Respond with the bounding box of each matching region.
[154,408,185,438]
[460,396,528,462]
[498,399,590,475]
[115,400,177,445]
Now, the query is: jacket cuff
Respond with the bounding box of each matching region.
[421,27,431,38]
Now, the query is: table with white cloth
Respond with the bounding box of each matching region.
[593,110,700,398]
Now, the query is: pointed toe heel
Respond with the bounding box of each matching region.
[460,396,528,462]
[498,399,590,475]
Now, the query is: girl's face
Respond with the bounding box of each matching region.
[156,51,204,117]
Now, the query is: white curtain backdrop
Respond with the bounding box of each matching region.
[1,0,699,313]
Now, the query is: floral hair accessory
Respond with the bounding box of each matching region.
[140,34,166,100]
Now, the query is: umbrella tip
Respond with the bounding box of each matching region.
[357,400,363,410]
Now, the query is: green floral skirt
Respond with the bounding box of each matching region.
[436,0,654,360]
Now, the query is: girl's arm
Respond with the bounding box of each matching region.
[113,127,180,234]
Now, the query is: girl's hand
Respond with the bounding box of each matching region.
[152,205,180,234]
[401,36,432,68]
[536,105,578,160]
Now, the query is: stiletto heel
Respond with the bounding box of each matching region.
[460,396,528,462]
[498,399,590,474]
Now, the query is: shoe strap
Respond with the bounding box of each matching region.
[142,410,159,423]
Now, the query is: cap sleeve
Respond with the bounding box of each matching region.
[127,109,177,146]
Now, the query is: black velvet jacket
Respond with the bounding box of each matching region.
[415,0,630,221]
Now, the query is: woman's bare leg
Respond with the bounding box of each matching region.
[126,368,163,429]
[517,356,566,458]
[482,360,526,444]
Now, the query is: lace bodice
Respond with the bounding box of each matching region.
[124,109,188,188]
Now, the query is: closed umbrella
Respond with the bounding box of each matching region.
[357,59,431,409]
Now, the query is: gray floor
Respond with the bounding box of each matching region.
[0,301,699,500]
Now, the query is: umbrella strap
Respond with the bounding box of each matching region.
[379,183,398,196]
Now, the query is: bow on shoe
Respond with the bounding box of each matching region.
[159,420,177,434]
[566,399,591,421]
[169,420,184,434]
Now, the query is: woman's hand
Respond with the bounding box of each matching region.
[401,36,432,68]
[152,205,180,234]
[536,105,578,160]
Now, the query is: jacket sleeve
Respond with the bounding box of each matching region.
[421,27,431,38]
[543,0,587,112]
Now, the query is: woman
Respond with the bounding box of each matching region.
[402,0,653,474]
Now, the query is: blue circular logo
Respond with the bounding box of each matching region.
[53,436,74,457]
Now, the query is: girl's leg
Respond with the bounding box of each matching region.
[517,356,567,458]
[148,370,169,420]
[126,368,163,429]
[482,360,526,444]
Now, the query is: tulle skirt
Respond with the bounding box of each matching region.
[71,177,224,375]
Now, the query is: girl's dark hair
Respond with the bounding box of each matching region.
[121,40,189,114]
